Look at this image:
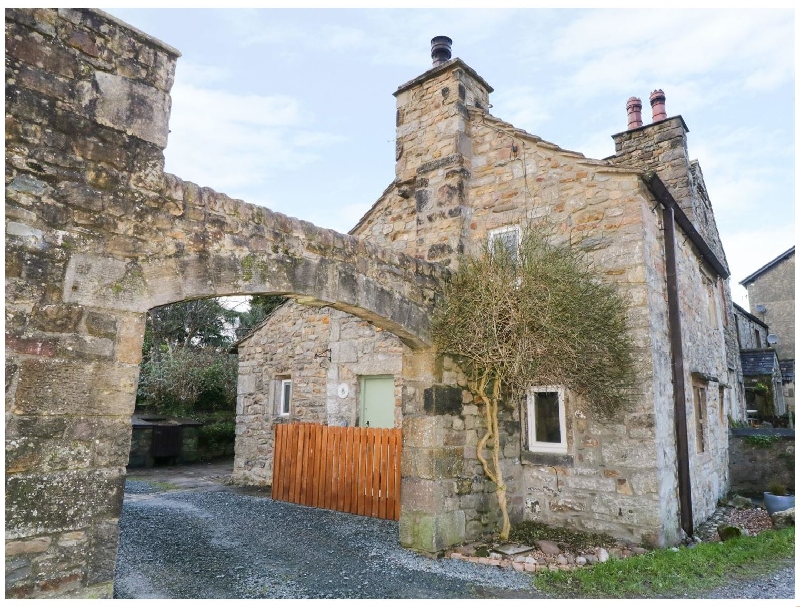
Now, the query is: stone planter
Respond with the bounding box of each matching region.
[763,492,795,515]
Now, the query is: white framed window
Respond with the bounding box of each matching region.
[526,386,567,454]
[278,378,292,416]
[488,225,521,258]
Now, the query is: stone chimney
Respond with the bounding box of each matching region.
[626,96,643,130]
[393,37,491,265]
[650,89,667,122]
[430,36,452,67]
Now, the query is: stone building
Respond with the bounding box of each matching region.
[740,247,795,416]
[732,303,790,423]
[233,37,745,549]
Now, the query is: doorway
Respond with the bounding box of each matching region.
[360,376,396,429]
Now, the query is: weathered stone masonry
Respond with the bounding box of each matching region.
[238,49,744,550]
[5,8,445,598]
[6,9,746,598]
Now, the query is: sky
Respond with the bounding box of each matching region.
[103,7,795,306]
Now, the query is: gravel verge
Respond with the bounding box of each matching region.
[114,486,544,599]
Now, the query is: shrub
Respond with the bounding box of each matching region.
[137,348,238,416]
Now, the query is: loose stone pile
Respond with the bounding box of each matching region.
[449,501,784,574]
[447,539,649,573]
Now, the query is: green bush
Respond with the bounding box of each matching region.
[137,348,237,416]
[197,412,237,452]
[744,434,779,448]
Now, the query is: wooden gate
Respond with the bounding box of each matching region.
[272,423,402,521]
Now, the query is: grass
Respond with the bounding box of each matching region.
[533,527,794,598]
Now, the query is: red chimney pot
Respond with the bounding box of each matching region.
[650,89,667,122]
[626,96,643,130]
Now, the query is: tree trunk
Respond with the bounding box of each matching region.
[473,373,511,541]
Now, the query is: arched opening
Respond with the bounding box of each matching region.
[114,292,423,598]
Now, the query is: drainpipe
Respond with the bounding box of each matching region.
[642,171,730,540]
[662,201,694,538]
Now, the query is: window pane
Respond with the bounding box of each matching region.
[535,392,561,443]
[282,381,291,413]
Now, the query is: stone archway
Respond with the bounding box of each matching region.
[6,8,452,598]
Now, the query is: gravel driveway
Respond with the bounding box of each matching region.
[114,484,542,599]
[114,464,795,600]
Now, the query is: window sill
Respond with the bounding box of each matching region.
[521,451,574,467]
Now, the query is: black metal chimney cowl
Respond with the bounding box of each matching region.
[431,36,452,67]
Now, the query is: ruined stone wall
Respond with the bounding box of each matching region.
[232,302,404,486]
[745,253,795,362]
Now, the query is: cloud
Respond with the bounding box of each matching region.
[546,9,793,103]
[689,126,793,216]
[491,86,551,134]
[173,61,229,87]
[164,79,344,196]
[720,224,795,306]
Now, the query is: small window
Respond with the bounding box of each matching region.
[488,225,520,258]
[526,387,567,454]
[693,383,707,453]
[278,378,292,416]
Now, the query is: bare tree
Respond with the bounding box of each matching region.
[431,227,636,540]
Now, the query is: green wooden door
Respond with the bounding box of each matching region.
[360,376,395,429]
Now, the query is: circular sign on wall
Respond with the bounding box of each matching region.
[337,383,349,399]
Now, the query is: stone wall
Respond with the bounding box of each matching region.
[672,226,733,525]
[235,58,742,549]
[5,8,444,597]
[744,252,795,362]
[728,429,794,494]
[232,303,404,486]
[613,113,744,536]
[734,306,769,350]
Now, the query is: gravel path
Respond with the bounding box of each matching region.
[114,486,544,599]
[696,564,795,599]
[115,476,795,600]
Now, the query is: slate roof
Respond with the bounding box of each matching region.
[740,246,795,285]
[779,359,794,384]
[740,349,779,377]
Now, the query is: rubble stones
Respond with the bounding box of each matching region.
[534,540,561,555]
[770,507,794,530]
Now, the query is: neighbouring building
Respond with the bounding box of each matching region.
[740,247,795,417]
[733,303,787,422]
[232,37,745,548]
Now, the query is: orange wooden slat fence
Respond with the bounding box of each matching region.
[272,423,402,521]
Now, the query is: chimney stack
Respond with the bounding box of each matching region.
[431,36,452,67]
[626,96,643,130]
[650,89,667,122]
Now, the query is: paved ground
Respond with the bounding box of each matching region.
[115,460,795,600]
